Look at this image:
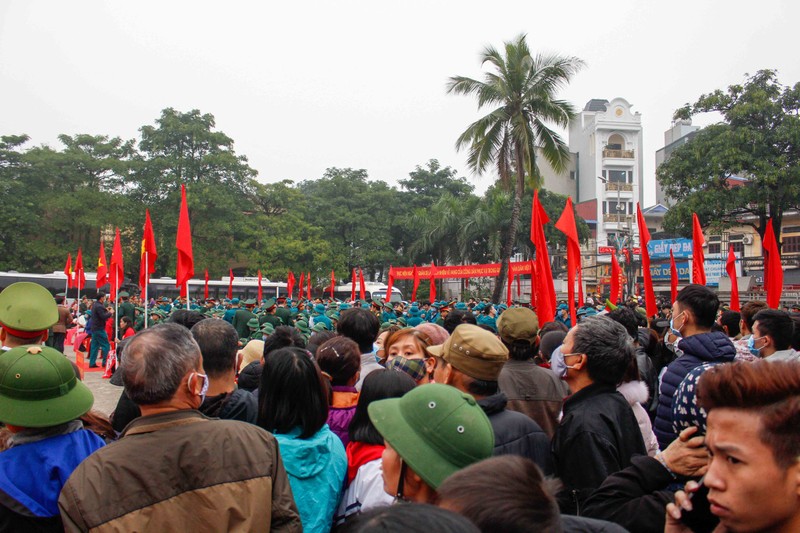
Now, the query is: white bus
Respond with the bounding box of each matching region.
[331,282,403,303]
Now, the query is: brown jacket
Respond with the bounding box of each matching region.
[52,306,74,334]
[498,359,569,439]
[58,410,301,533]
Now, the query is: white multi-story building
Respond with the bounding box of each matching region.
[655,119,700,206]
[567,98,644,257]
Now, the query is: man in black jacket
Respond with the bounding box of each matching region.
[88,293,111,367]
[429,324,553,475]
[551,316,647,515]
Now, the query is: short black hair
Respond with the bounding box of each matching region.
[753,309,794,351]
[719,310,741,338]
[676,284,719,328]
[442,310,477,334]
[191,319,239,378]
[257,347,328,439]
[607,307,639,342]
[791,315,800,351]
[349,369,416,445]
[337,308,379,353]
[741,300,769,331]
[341,503,479,533]
[168,309,206,330]
[263,326,306,359]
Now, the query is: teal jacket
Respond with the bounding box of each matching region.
[275,425,346,533]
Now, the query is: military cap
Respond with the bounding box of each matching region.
[247,318,260,329]
[263,298,277,309]
[0,282,59,337]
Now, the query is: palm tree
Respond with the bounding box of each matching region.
[447,34,583,302]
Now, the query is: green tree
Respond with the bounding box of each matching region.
[398,159,474,211]
[659,70,800,249]
[447,34,583,301]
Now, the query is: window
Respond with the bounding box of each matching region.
[708,235,722,255]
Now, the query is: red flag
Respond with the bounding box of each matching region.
[670,249,679,303]
[175,184,195,288]
[531,191,556,323]
[307,272,311,299]
[429,263,437,303]
[258,270,263,302]
[180,282,188,299]
[529,260,538,309]
[287,271,296,299]
[227,269,234,299]
[692,213,706,286]
[636,204,657,318]
[110,229,124,300]
[64,253,74,288]
[330,270,335,299]
[74,249,86,290]
[298,272,304,300]
[726,245,740,312]
[506,265,513,307]
[555,197,582,326]
[610,252,622,306]
[96,240,108,288]
[763,218,783,308]
[358,268,366,300]
[139,209,158,290]
[385,267,395,303]
[351,269,357,301]
[204,269,209,300]
[412,265,420,302]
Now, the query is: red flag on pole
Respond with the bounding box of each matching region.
[110,229,124,301]
[358,268,366,300]
[330,270,335,299]
[610,252,622,306]
[429,263,437,303]
[726,245,740,312]
[555,197,582,327]
[692,213,707,286]
[531,191,556,323]
[670,249,679,303]
[411,265,420,302]
[75,249,86,291]
[227,269,234,299]
[506,265,513,307]
[175,184,195,289]
[204,269,209,300]
[385,267,395,303]
[96,240,108,288]
[307,272,311,299]
[298,272,304,300]
[64,253,74,288]
[763,218,783,308]
[636,204,657,318]
[139,209,158,291]
[258,270,263,302]
[351,269,357,301]
[287,271,296,299]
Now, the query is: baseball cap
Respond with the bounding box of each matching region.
[0,282,59,337]
[495,307,539,345]
[427,324,509,381]
[0,345,94,427]
[368,383,494,489]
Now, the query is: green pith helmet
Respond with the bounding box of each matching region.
[0,282,60,337]
[0,345,94,427]
[368,383,494,490]
[247,318,260,329]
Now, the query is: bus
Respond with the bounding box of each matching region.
[147,276,287,301]
[331,282,403,303]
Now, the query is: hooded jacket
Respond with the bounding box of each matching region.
[653,331,735,449]
[275,424,347,533]
[200,388,259,424]
[616,380,659,457]
[238,360,263,392]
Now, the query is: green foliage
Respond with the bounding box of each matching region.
[659,70,800,246]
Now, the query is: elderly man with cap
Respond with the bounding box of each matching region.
[496,307,569,439]
[0,345,105,531]
[368,383,494,504]
[0,282,59,352]
[429,324,553,475]
[58,323,301,532]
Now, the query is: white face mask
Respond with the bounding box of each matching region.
[189,371,209,403]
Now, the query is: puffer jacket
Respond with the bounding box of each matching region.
[275,424,347,533]
[653,331,735,449]
[477,392,554,476]
[327,386,359,447]
[617,381,659,457]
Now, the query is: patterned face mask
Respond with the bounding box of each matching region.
[386,356,427,382]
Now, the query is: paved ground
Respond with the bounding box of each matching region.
[65,345,123,417]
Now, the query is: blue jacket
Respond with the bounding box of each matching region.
[275,425,347,533]
[653,331,735,449]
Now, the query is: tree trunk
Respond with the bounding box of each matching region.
[492,148,526,303]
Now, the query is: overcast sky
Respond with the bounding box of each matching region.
[2,0,797,205]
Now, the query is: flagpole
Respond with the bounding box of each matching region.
[186,284,189,310]
[115,277,119,343]
[144,251,149,329]
[65,276,69,306]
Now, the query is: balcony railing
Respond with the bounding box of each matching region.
[605,182,633,192]
[603,213,634,224]
[603,149,635,158]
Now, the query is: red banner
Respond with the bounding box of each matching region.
[392,261,533,280]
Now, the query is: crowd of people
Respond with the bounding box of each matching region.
[0,280,798,532]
